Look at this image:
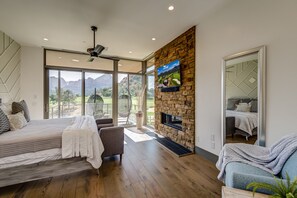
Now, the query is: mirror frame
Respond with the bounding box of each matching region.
[221,46,266,146]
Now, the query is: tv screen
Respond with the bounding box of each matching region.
[157,60,181,88]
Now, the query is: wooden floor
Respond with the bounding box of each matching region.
[0,132,223,198]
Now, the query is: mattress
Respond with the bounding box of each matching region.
[0,148,62,169]
[0,118,72,158]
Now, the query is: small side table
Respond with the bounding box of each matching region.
[222,186,270,198]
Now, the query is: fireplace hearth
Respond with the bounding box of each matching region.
[161,112,182,131]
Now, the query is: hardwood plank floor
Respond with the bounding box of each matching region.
[0,132,223,198]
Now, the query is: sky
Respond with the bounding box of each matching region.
[157,60,180,75]
[50,70,104,81]
[50,70,130,84]
[49,70,154,89]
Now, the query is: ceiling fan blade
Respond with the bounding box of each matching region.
[98,55,120,61]
[94,45,105,54]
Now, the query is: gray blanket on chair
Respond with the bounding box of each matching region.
[216,133,297,181]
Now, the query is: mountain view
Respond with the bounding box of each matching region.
[49,74,147,97]
[49,74,113,96]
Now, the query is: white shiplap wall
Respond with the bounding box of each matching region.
[0,31,21,103]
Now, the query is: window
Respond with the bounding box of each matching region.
[118,73,143,126]
[44,49,145,126]
[48,70,83,118]
[146,57,155,127]
[118,59,142,73]
[85,72,113,119]
[46,50,113,71]
[146,73,155,127]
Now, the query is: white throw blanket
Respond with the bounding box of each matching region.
[62,116,104,169]
[226,110,258,136]
[216,133,297,181]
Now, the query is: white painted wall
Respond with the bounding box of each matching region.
[196,0,297,155]
[20,46,44,119]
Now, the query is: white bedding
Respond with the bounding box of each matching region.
[0,116,104,170]
[62,116,104,169]
[0,149,61,169]
[0,118,72,143]
[226,110,258,136]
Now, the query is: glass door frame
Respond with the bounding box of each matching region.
[117,71,144,127]
[44,49,147,126]
[144,71,155,128]
[143,56,155,128]
[44,66,113,119]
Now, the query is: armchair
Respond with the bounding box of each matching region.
[99,126,124,164]
[225,150,297,194]
[96,118,114,130]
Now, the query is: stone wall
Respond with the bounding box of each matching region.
[154,27,195,151]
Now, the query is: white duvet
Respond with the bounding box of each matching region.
[226,110,258,136]
[62,116,104,169]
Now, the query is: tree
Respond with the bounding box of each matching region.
[61,89,76,108]
[102,88,112,97]
[49,94,57,104]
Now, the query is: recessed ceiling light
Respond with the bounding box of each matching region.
[72,59,79,62]
[129,51,133,54]
[152,38,156,41]
[58,57,62,59]
[43,38,49,41]
[168,5,174,11]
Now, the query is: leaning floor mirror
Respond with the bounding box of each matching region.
[221,46,266,146]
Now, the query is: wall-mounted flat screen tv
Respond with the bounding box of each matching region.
[157,60,181,91]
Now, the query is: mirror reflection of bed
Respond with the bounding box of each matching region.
[225,53,258,144]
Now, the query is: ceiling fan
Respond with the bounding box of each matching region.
[86,26,119,62]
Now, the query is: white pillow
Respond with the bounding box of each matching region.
[7,112,27,131]
[236,103,251,112]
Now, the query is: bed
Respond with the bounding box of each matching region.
[0,117,104,187]
[226,110,258,138]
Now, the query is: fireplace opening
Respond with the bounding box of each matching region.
[161,112,182,130]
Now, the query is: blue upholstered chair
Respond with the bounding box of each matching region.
[225,150,297,194]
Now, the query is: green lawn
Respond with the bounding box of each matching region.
[49,96,155,122]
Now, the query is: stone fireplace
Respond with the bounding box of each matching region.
[154,27,195,151]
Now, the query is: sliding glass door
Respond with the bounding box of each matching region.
[118,73,143,126]
[85,72,113,119]
[46,69,112,119]
[146,73,155,127]
[48,69,82,118]
[60,71,82,118]
[45,50,147,125]
[48,70,59,119]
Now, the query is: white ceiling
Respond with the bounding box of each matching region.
[0,0,228,60]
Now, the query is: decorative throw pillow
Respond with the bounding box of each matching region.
[0,103,12,115]
[7,112,28,131]
[12,100,30,122]
[227,99,240,110]
[249,100,258,112]
[236,103,251,112]
[240,98,251,103]
[0,108,10,134]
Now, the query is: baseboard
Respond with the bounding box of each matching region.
[195,146,218,164]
